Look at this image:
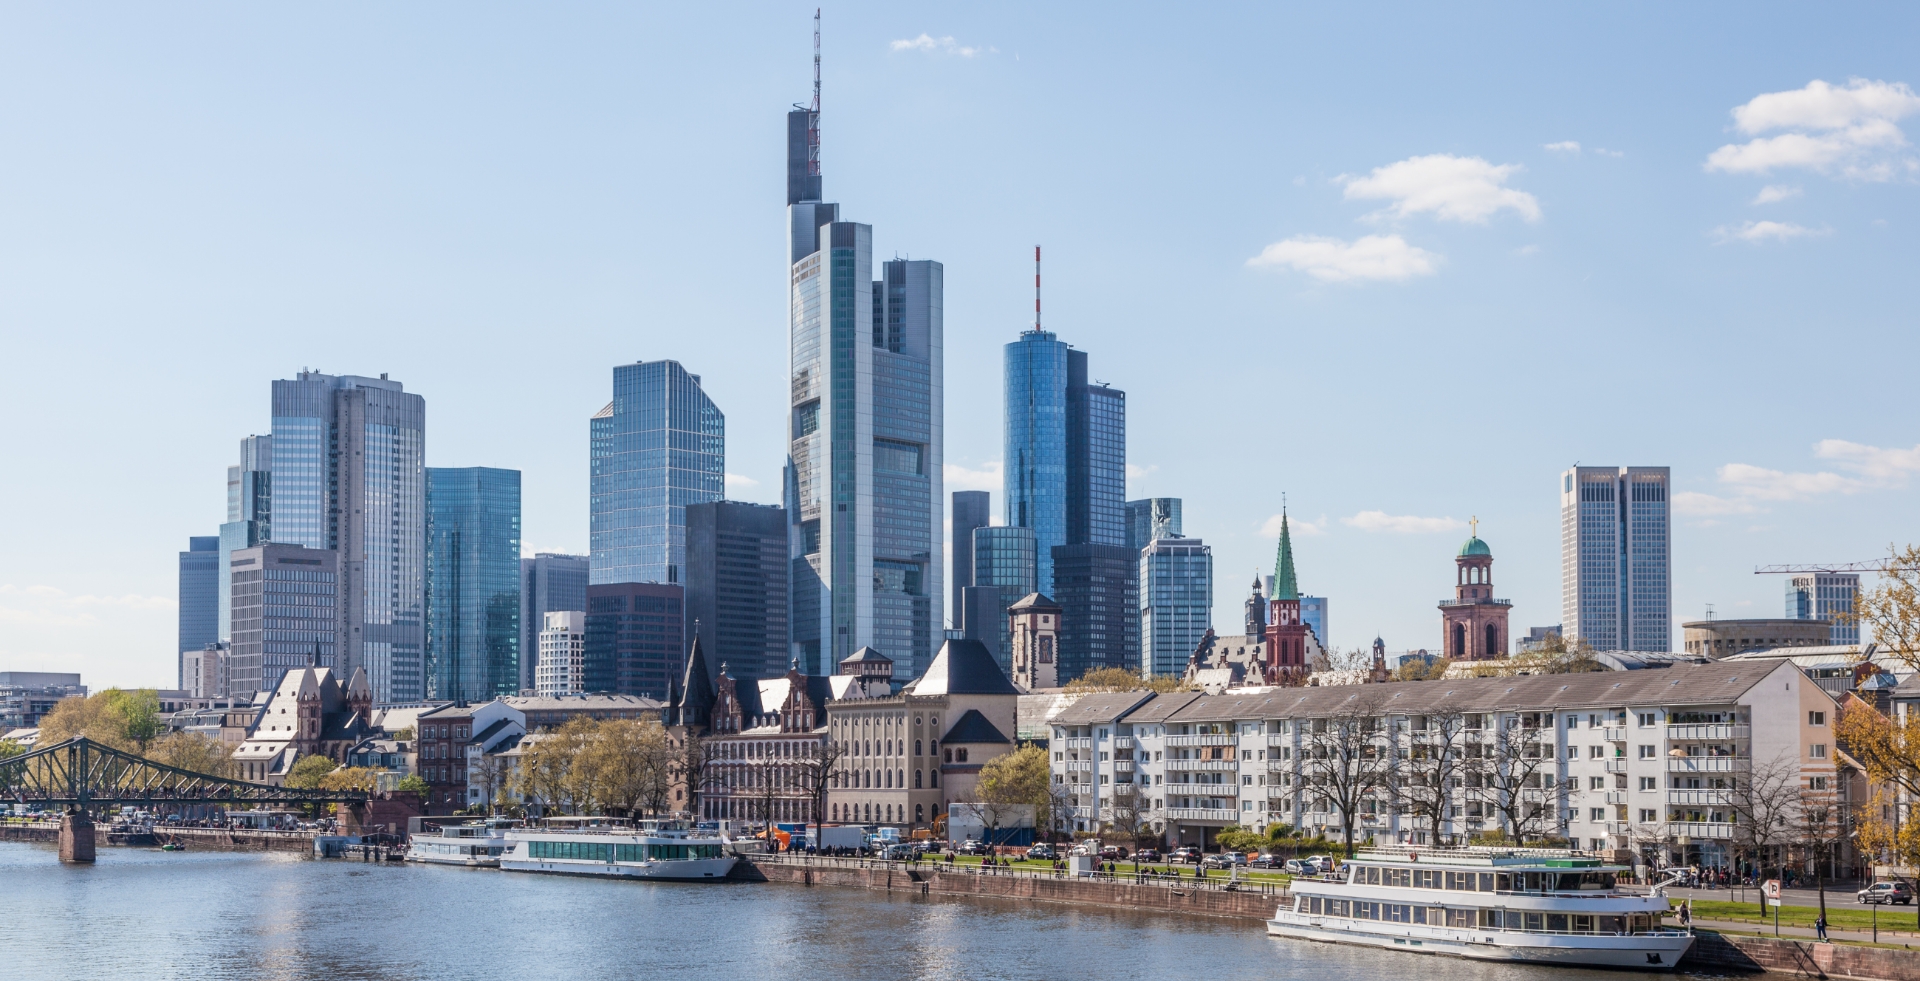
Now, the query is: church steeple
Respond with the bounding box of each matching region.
[1272,510,1299,601]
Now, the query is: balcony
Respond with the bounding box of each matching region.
[1667,790,1733,806]
[1436,597,1511,608]
[1601,727,1626,742]
[1063,760,1093,772]
[1166,734,1236,748]
[1669,822,1735,840]
[1267,734,1292,748]
[1605,822,1633,836]
[1667,757,1749,773]
[1604,759,1628,773]
[1113,760,1135,773]
[1168,781,1239,797]
[1166,807,1240,823]
[1112,737,1135,750]
[1165,759,1238,772]
[1062,737,1092,749]
[1604,791,1627,805]
[1266,758,1294,773]
[1667,724,1750,741]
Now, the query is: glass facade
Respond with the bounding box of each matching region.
[521,553,589,691]
[1125,498,1183,553]
[1065,349,1127,548]
[271,372,426,704]
[1787,573,1860,646]
[1141,537,1213,677]
[1004,330,1068,594]
[950,491,991,620]
[426,467,523,702]
[970,526,1037,673]
[178,537,220,688]
[589,360,724,588]
[583,582,685,699]
[219,434,272,644]
[871,259,941,678]
[228,544,339,696]
[1561,467,1670,652]
[1299,595,1329,650]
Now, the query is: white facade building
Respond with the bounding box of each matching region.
[1561,466,1671,653]
[1050,661,1837,869]
[535,611,585,696]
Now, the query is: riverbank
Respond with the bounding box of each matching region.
[0,820,314,853]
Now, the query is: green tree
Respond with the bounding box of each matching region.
[395,774,431,794]
[285,754,339,789]
[0,738,25,760]
[975,745,1052,841]
[1215,825,1265,852]
[35,688,164,752]
[1064,668,1186,693]
[147,731,235,778]
[318,766,378,792]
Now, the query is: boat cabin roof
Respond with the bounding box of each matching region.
[1349,846,1627,872]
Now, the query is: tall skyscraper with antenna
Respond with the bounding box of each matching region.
[785,13,944,680]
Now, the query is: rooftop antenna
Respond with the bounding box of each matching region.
[808,9,821,179]
[1034,245,1042,332]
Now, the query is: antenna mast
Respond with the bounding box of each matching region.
[808,9,821,178]
[1033,245,1041,332]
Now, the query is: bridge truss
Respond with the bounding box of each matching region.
[0,737,369,808]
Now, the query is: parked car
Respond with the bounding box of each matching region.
[1134,848,1162,864]
[1026,843,1057,860]
[1249,852,1281,869]
[1284,858,1319,876]
[959,839,990,856]
[1201,853,1234,870]
[1099,845,1129,860]
[1171,846,1202,864]
[882,843,918,860]
[1305,854,1336,874]
[1859,881,1915,905]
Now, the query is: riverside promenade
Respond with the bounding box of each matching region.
[0,819,315,853]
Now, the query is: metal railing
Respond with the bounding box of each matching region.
[1666,757,1748,773]
[1604,759,1629,773]
[752,852,1286,895]
[1601,727,1627,742]
[1667,821,1734,840]
[1113,760,1135,773]
[1165,735,1237,748]
[1666,790,1732,806]
[1164,759,1237,772]
[1666,724,1749,741]
[1166,807,1240,821]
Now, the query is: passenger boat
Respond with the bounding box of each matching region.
[1267,846,1694,970]
[499,817,736,881]
[405,819,516,867]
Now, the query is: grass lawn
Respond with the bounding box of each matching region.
[1685,899,1920,933]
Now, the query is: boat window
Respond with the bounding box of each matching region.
[1478,909,1500,928]
[1546,914,1569,933]
[1495,873,1513,891]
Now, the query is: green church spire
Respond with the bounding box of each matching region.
[1273,510,1299,601]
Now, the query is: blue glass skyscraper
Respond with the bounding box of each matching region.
[784,66,943,680]
[272,371,427,704]
[589,360,724,587]
[218,434,272,644]
[426,467,522,702]
[1005,330,1069,594]
[177,536,219,688]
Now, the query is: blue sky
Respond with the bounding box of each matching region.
[3,3,1918,687]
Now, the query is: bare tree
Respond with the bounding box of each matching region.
[1105,784,1145,851]
[1302,690,1395,856]
[1395,706,1470,846]
[1797,779,1846,925]
[795,738,846,851]
[1474,712,1570,843]
[1731,754,1803,917]
[473,753,507,815]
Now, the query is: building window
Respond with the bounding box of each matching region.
[1808,711,1826,726]
[1810,743,1827,759]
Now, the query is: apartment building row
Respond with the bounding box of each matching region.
[1049,660,1839,868]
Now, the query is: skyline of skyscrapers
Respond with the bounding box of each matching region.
[1141,535,1213,676]
[685,500,789,683]
[176,536,219,689]
[784,87,943,681]
[425,466,522,702]
[271,370,427,703]
[964,524,1037,671]
[1561,466,1672,652]
[584,580,685,700]
[521,552,589,692]
[589,359,725,588]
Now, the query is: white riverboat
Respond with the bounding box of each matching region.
[1268,846,1694,970]
[500,817,736,882]
[405,819,516,867]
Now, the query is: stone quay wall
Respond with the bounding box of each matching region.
[0,821,313,854]
[1691,932,1920,981]
[739,859,1283,922]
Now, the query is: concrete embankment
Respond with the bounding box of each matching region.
[1,822,313,854]
[738,859,1283,922]
[1687,931,1920,980]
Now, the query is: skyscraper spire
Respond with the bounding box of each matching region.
[1272,509,1298,601]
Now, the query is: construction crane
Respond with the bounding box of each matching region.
[1754,560,1918,575]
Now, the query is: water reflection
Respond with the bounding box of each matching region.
[0,842,1709,981]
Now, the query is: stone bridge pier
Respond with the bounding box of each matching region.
[58,811,95,863]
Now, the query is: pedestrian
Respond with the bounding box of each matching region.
[1816,913,1829,942]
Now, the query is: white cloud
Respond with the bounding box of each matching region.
[1341,511,1464,534]
[1678,439,1920,517]
[1247,234,1439,283]
[1752,184,1802,204]
[1261,514,1327,537]
[889,33,986,57]
[1594,147,1625,158]
[724,473,759,491]
[1514,244,1541,256]
[944,460,1002,491]
[1544,141,1582,154]
[1707,78,1920,180]
[1341,154,1542,223]
[1714,220,1821,243]
[1126,463,1158,480]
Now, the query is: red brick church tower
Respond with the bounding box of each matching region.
[1438,518,1511,661]
[1264,511,1310,684]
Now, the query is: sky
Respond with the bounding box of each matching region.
[3,3,1918,689]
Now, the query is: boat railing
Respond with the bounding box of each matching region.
[753,852,1285,896]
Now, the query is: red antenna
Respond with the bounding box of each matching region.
[1034,245,1042,332]
[807,9,821,177]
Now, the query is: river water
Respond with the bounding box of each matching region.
[0,841,1712,981]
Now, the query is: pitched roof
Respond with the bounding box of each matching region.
[905,639,1020,697]
[1048,691,1160,725]
[941,709,1011,744]
[1272,512,1299,601]
[840,646,893,665]
[1009,592,1060,612]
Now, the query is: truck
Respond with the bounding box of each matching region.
[812,825,867,851]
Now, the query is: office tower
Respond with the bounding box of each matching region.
[685,500,788,683]
[583,582,685,699]
[784,68,943,680]
[218,434,272,644]
[1141,537,1213,677]
[521,553,589,692]
[228,543,340,697]
[536,611,587,696]
[425,467,522,702]
[1065,351,1126,547]
[272,371,426,703]
[1125,498,1182,553]
[589,360,724,587]
[1561,466,1671,651]
[183,642,224,699]
[1787,573,1861,646]
[1005,328,1068,593]
[961,525,1036,672]
[1299,596,1329,651]
[178,536,220,688]
[1050,544,1138,683]
[950,491,991,620]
